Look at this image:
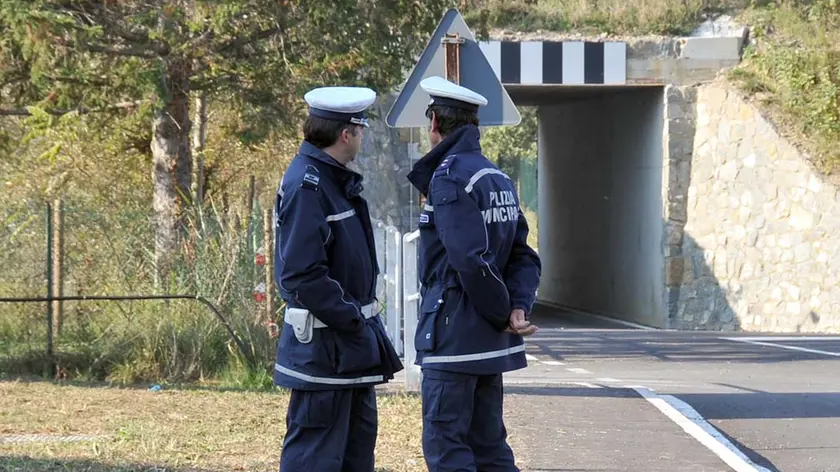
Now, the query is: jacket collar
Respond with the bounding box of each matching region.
[299,140,365,198]
[406,124,481,196]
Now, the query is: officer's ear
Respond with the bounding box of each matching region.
[429,111,439,134]
[338,125,355,144]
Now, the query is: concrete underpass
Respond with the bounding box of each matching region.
[371,33,753,331]
[508,85,667,328]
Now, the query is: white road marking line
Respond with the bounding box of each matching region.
[723,336,840,341]
[525,354,538,361]
[566,367,591,374]
[502,378,601,388]
[541,360,566,366]
[723,338,840,357]
[630,386,772,472]
[596,377,621,382]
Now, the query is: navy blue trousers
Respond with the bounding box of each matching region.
[280,386,377,472]
[421,370,519,472]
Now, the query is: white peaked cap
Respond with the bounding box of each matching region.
[420,76,488,110]
[304,86,377,127]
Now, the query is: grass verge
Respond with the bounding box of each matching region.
[467,0,750,36]
[728,0,840,176]
[0,380,425,471]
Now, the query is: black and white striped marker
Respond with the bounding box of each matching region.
[478,41,627,85]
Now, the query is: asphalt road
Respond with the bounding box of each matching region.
[498,304,840,472]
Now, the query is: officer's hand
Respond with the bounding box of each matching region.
[505,309,538,336]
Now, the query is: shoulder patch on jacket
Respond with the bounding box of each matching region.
[434,154,457,176]
[301,165,320,190]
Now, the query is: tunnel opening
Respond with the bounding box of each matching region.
[508,85,667,328]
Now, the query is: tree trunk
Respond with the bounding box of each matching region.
[192,92,207,206]
[151,59,192,285]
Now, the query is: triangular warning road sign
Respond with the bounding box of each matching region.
[385,9,521,128]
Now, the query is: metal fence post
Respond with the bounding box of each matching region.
[45,202,55,378]
[402,229,422,392]
[52,198,64,337]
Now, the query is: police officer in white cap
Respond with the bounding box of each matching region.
[273,85,403,471]
[406,76,542,471]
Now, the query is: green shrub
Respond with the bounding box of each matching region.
[729,0,840,174]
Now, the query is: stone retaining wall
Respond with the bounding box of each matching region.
[670,82,840,333]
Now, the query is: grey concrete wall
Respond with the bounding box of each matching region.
[607,90,667,327]
[537,100,604,310]
[537,89,666,327]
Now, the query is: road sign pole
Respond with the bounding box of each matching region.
[442,33,464,84]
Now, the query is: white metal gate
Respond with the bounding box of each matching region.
[372,220,422,392]
[401,229,422,392]
[373,220,404,357]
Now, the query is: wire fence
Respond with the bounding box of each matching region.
[1,191,407,383]
[1,200,51,375]
[0,194,279,383]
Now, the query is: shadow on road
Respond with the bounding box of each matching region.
[705,428,783,472]
[523,328,840,364]
[675,391,840,420]
[506,384,840,420]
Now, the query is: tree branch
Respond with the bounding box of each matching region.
[0,100,145,117]
[103,26,171,56]
[48,2,170,56]
[1,74,28,88]
[43,75,110,87]
[81,42,159,58]
[215,27,282,54]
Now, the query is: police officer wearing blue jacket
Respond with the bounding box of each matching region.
[273,86,403,471]
[406,76,542,472]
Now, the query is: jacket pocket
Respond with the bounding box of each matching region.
[333,321,381,374]
[421,373,467,423]
[415,287,445,352]
[290,389,337,428]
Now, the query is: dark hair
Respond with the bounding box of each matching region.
[303,116,360,148]
[425,104,479,136]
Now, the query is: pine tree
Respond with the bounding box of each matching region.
[0,0,450,277]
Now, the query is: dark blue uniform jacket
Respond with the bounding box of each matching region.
[407,124,542,375]
[273,141,403,390]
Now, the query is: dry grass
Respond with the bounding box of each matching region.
[0,380,426,471]
[468,0,751,36]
